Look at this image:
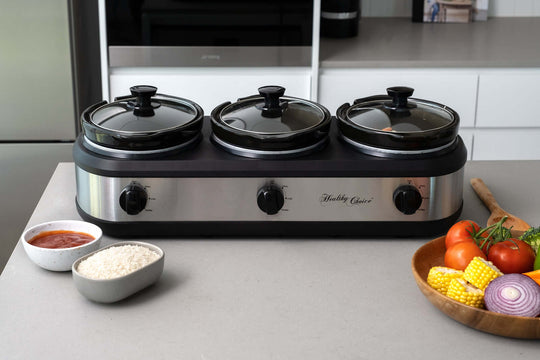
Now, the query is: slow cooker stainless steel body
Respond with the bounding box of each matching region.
[74,86,466,237]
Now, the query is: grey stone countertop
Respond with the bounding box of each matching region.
[320,17,540,68]
[1,162,539,359]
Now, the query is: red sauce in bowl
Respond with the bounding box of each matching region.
[28,230,95,249]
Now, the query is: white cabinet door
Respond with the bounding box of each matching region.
[472,129,540,160]
[318,69,478,127]
[476,71,540,128]
[109,68,311,114]
[458,128,474,160]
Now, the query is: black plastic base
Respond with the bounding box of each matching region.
[321,19,358,38]
[73,119,468,179]
[77,199,462,239]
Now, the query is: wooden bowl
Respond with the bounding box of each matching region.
[411,236,540,339]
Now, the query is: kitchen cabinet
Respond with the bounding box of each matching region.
[109,67,312,114]
[473,129,540,160]
[474,71,540,160]
[476,71,540,128]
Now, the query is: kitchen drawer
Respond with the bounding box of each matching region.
[472,128,540,160]
[476,71,540,128]
[109,67,311,114]
[318,69,478,127]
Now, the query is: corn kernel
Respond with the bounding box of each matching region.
[464,257,503,290]
[446,278,484,308]
[427,266,464,295]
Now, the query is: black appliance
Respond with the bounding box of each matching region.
[105,0,314,67]
[73,86,466,238]
[321,0,359,38]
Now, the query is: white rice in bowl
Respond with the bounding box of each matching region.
[77,244,160,280]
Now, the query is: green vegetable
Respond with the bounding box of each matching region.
[519,226,540,271]
[520,226,540,254]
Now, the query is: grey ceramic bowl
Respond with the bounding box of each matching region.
[72,241,164,303]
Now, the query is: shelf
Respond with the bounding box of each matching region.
[319,17,540,68]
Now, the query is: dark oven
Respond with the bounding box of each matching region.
[105,0,314,67]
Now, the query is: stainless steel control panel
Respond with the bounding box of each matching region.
[76,167,463,223]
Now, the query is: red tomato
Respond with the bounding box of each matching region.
[475,232,492,255]
[444,242,486,270]
[445,220,481,249]
[487,239,535,274]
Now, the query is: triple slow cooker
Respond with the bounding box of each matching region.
[73,85,466,237]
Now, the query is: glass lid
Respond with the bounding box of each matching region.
[219,86,326,134]
[90,85,200,133]
[346,87,455,133]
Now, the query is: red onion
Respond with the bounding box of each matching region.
[484,274,540,317]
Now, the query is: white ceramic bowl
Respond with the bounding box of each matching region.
[21,220,102,271]
[72,241,164,303]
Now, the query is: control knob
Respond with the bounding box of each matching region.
[257,185,285,215]
[393,185,423,215]
[119,183,148,215]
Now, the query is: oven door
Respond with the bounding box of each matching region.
[106,0,314,67]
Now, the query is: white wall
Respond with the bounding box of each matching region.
[361,0,540,17]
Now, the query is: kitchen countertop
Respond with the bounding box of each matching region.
[1,161,539,359]
[320,17,540,68]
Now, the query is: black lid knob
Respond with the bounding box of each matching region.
[128,85,161,117]
[259,86,286,118]
[385,86,415,110]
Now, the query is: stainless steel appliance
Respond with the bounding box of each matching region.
[73,85,466,238]
[105,0,314,67]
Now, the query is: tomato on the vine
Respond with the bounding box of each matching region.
[445,220,481,249]
[475,232,492,255]
[444,242,486,270]
[487,239,535,274]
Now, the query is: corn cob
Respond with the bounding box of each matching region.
[427,266,464,295]
[463,256,503,290]
[446,278,484,308]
